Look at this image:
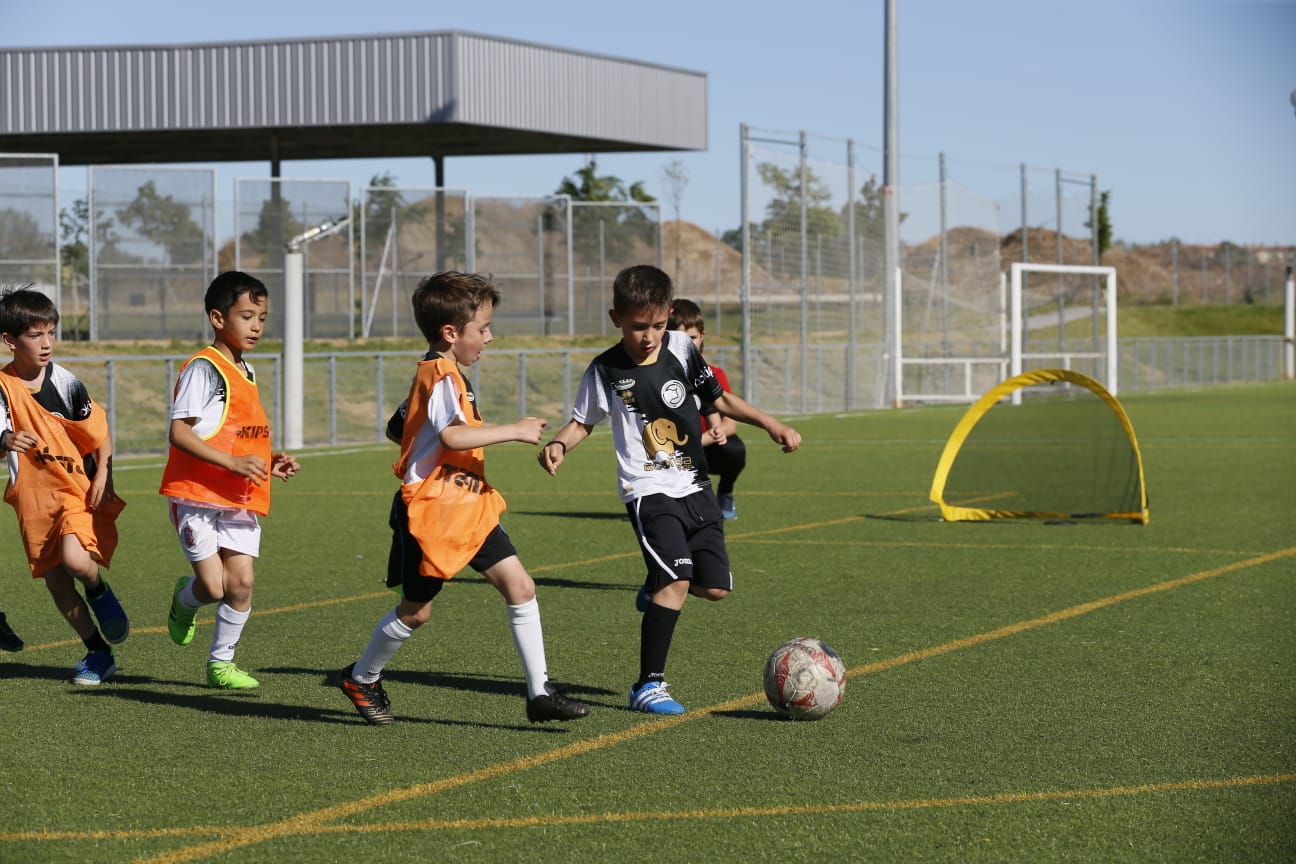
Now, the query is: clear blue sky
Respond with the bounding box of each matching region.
[4,0,1293,247]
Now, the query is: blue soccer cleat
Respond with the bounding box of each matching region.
[88,580,129,644]
[70,650,116,685]
[629,680,685,715]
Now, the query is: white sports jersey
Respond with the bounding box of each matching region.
[572,329,724,503]
[170,356,258,439]
[392,373,469,486]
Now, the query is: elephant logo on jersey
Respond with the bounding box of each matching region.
[643,418,690,468]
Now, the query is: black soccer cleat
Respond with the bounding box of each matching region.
[526,688,591,723]
[0,612,23,652]
[338,663,395,725]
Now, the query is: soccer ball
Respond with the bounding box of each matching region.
[763,637,846,721]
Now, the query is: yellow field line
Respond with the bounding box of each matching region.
[737,539,1266,556]
[4,773,1288,844]
[119,545,1296,864]
[311,772,1296,832]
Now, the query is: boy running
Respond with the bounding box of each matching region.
[0,287,129,684]
[539,265,801,715]
[338,271,589,726]
[160,271,300,689]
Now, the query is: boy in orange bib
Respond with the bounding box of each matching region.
[338,271,589,726]
[160,271,300,689]
[0,287,129,685]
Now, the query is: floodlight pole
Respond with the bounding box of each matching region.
[1285,265,1294,380]
[283,217,350,450]
[883,0,900,407]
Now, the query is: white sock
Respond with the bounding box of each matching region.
[178,579,202,611]
[353,609,413,684]
[209,603,249,663]
[507,598,549,700]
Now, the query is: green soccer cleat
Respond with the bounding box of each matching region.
[168,576,198,646]
[207,660,259,689]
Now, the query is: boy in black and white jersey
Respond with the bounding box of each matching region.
[538,265,801,715]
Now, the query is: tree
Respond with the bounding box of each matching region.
[1085,189,1113,258]
[1097,190,1113,258]
[747,162,844,279]
[660,159,690,276]
[0,208,49,261]
[354,172,466,272]
[117,181,206,265]
[555,157,658,268]
[556,156,655,204]
[842,174,905,241]
[241,195,306,265]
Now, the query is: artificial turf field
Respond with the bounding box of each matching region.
[1,380,1292,863]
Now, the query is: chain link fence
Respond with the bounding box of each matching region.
[234,178,354,340]
[51,333,1283,456]
[359,186,471,339]
[0,153,60,311]
[3,152,1289,427]
[87,166,217,341]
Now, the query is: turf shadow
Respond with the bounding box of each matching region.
[532,575,634,592]
[257,665,618,700]
[69,686,359,724]
[513,510,628,522]
[0,660,83,683]
[69,686,578,731]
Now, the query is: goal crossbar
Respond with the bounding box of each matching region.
[1010,262,1118,397]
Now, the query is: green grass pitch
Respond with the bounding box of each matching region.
[1,381,1292,862]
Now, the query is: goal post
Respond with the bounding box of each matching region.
[929,367,1149,524]
[1010,262,1118,399]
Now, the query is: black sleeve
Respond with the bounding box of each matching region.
[386,399,409,443]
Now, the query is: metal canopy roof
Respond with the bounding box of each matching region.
[0,30,708,165]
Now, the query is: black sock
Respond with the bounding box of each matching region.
[83,631,110,653]
[86,579,107,601]
[638,603,680,687]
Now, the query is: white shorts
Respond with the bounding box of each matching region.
[168,499,262,562]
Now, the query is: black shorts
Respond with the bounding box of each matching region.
[626,490,732,595]
[385,490,518,603]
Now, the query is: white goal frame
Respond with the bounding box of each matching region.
[1010,262,1118,400]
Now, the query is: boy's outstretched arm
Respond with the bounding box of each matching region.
[537,420,593,475]
[441,416,549,452]
[712,392,802,453]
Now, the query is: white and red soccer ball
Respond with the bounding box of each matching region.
[763,637,846,720]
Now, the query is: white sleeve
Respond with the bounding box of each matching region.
[426,374,466,433]
[170,359,219,421]
[570,362,607,426]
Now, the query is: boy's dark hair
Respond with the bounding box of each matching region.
[0,286,58,337]
[668,298,704,333]
[205,271,268,316]
[612,265,673,315]
[412,272,501,343]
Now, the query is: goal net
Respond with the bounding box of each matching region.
[929,368,1148,523]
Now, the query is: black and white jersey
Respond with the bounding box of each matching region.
[0,363,99,478]
[572,329,725,503]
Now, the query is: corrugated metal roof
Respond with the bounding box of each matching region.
[0,30,707,164]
